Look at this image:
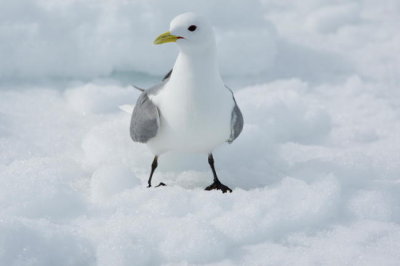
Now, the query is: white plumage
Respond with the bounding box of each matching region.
[147,47,234,154]
[130,12,243,192]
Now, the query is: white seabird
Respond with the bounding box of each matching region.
[130,12,243,193]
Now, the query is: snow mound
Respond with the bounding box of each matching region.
[90,165,140,202]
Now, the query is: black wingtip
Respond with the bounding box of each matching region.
[162,69,173,81]
[131,84,145,92]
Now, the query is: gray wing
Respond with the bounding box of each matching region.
[227,88,244,143]
[130,91,160,143]
[130,70,170,143]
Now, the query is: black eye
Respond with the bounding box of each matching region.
[188,25,197,32]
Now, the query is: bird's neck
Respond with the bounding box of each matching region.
[169,47,224,91]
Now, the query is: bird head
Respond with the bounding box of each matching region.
[154,12,216,52]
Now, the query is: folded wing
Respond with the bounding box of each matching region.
[227,88,244,143]
[130,92,160,143]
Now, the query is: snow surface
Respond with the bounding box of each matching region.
[1,0,400,265]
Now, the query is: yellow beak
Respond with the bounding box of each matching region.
[154,31,180,45]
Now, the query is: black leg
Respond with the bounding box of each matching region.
[205,153,232,193]
[147,156,158,187]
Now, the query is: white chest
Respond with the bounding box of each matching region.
[148,82,233,153]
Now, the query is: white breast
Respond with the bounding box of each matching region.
[146,43,233,155]
[147,79,233,154]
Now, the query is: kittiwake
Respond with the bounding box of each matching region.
[130,12,243,193]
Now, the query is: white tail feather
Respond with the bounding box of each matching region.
[119,104,134,114]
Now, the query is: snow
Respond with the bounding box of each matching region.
[1,0,400,265]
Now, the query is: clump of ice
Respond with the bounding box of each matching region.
[349,190,392,221]
[65,83,134,115]
[0,218,94,266]
[90,165,140,202]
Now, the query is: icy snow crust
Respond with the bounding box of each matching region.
[1,0,400,265]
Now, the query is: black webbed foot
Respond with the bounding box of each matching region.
[147,182,166,188]
[205,181,232,193]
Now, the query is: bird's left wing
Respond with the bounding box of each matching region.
[226,87,244,143]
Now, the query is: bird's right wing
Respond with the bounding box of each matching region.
[130,71,171,143]
[130,92,160,143]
